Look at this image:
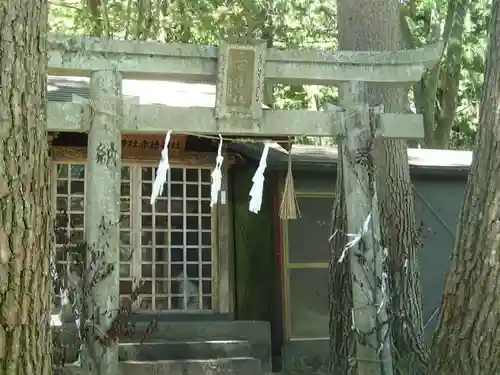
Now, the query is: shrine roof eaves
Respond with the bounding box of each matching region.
[47,76,270,108]
[231,143,472,175]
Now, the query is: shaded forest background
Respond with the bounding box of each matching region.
[48,0,488,150]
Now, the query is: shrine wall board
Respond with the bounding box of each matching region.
[49,133,237,166]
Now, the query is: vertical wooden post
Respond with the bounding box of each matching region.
[216,165,234,314]
[339,81,393,375]
[82,70,122,375]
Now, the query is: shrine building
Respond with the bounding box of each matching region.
[49,76,471,374]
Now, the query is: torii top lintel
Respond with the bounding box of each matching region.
[48,34,444,85]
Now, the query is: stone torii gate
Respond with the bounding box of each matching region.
[47,35,442,375]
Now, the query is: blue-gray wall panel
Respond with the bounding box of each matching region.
[413,177,465,339]
[290,171,336,195]
[289,172,467,341]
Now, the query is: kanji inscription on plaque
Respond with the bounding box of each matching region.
[215,40,265,132]
[226,48,255,109]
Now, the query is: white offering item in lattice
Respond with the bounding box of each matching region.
[249,142,271,214]
[210,134,224,207]
[179,271,201,310]
[151,131,171,205]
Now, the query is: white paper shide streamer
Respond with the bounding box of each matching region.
[249,142,271,213]
[150,131,172,205]
[338,213,372,263]
[210,134,224,207]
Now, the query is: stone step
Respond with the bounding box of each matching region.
[127,320,271,343]
[55,320,271,342]
[54,320,272,371]
[57,339,271,373]
[119,340,253,361]
[58,357,262,375]
[119,339,271,371]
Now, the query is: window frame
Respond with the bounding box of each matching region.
[281,192,334,340]
[50,150,230,313]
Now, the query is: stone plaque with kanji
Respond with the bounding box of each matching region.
[215,40,265,132]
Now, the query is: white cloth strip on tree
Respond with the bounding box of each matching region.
[338,213,372,263]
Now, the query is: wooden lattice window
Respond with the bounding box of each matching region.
[52,162,215,312]
[54,163,86,308]
[119,166,134,307]
[138,166,213,311]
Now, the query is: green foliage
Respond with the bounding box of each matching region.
[450,0,489,149]
[404,0,489,149]
[48,0,336,45]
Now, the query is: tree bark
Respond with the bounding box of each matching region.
[428,2,500,374]
[329,0,428,373]
[0,1,52,375]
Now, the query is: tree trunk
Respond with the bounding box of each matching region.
[329,0,428,373]
[428,2,500,374]
[0,1,52,375]
[432,0,468,149]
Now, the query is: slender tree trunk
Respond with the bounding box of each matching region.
[399,0,469,149]
[0,1,52,375]
[433,0,468,148]
[428,2,500,374]
[329,0,428,373]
